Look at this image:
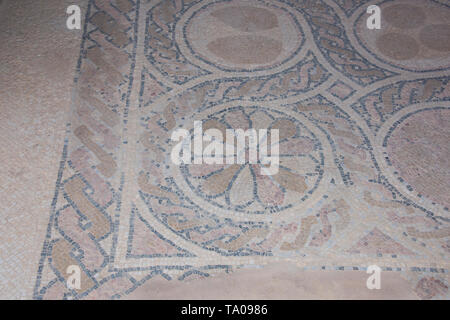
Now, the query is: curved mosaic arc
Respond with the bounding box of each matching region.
[331,0,372,17]
[178,0,306,73]
[146,0,395,87]
[139,51,331,112]
[279,0,396,85]
[144,0,211,85]
[351,77,450,134]
[376,104,450,218]
[137,84,390,258]
[353,0,450,73]
[126,206,195,258]
[33,0,450,300]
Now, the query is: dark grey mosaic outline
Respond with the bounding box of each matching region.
[351,77,450,134]
[178,105,325,215]
[140,189,273,257]
[139,66,173,107]
[331,0,373,17]
[144,0,211,85]
[280,0,397,85]
[285,94,448,228]
[382,106,450,213]
[327,80,357,101]
[126,205,194,258]
[33,0,450,300]
[33,0,141,300]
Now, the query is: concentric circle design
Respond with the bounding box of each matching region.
[182,0,304,72]
[354,0,450,71]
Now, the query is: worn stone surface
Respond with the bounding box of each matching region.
[0,0,87,299]
[1,0,449,300]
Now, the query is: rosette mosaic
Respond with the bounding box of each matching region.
[34,0,450,299]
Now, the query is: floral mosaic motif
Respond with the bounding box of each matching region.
[179,106,324,214]
[34,0,450,300]
[139,67,173,107]
[137,91,392,257]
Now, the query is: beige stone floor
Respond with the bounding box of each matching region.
[0,0,425,299]
[0,0,86,299]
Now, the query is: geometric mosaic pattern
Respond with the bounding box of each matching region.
[34,0,450,299]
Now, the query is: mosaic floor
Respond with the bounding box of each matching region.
[32,0,450,299]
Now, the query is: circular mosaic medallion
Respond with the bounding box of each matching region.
[354,0,450,71]
[384,107,450,208]
[182,0,304,72]
[167,104,325,216]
